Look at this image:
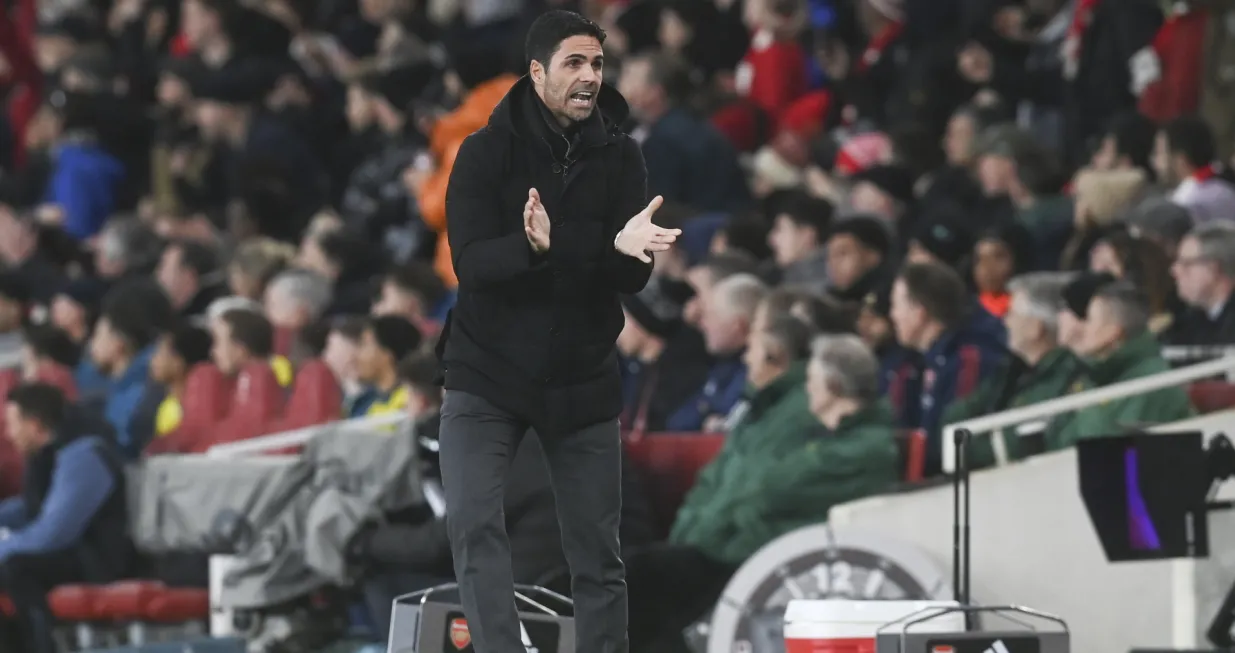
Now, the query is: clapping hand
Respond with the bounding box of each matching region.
[615,196,681,263]
[524,188,551,254]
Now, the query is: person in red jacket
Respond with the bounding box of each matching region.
[735,0,808,122]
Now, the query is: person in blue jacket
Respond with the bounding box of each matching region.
[886,262,1008,476]
[82,305,157,459]
[0,383,133,653]
[41,91,127,241]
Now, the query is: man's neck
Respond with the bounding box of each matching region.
[913,321,947,353]
[817,399,862,430]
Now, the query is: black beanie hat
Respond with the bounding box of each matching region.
[369,315,422,363]
[1063,272,1117,319]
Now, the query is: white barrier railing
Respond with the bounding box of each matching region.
[942,355,1235,473]
[205,411,409,459]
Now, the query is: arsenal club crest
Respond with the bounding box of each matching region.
[450,617,471,650]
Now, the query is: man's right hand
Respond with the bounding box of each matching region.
[524,188,551,254]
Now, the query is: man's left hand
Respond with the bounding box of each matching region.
[615,196,681,263]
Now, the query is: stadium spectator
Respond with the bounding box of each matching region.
[0,275,31,361]
[371,261,448,336]
[791,293,859,335]
[148,323,212,439]
[19,324,79,383]
[226,237,296,301]
[886,262,1007,476]
[322,317,366,413]
[1125,197,1195,261]
[630,332,897,652]
[1062,168,1150,270]
[1051,282,1193,450]
[730,315,816,436]
[972,222,1034,319]
[263,269,333,335]
[83,305,156,458]
[1168,223,1235,346]
[1087,229,1180,334]
[617,284,710,435]
[350,315,421,418]
[1058,271,1116,354]
[156,239,226,317]
[91,219,163,283]
[945,273,1084,466]
[618,50,748,211]
[1089,112,1158,179]
[766,192,833,293]
[0,383,133,653]
[681,252,760,328]
[665,273,766,432]
[49,278,106,345]
[975,125,1072,269]
[825,216,892,305]
[1154,116,1235,224]
[210,308,274,377]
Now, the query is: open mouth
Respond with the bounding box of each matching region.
[569,90,595,107]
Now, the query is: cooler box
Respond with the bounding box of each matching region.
[784,600,962,653]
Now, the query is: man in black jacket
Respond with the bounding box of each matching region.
[437,9,680,653]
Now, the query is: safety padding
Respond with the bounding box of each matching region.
[143,587,210,622]
[47,584,104,621]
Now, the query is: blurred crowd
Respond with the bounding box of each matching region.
[2,0,1235,649]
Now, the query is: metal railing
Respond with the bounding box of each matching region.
[941,355,1235,473]
[205,411,409,458]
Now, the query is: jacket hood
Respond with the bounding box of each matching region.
[486,75,630,142]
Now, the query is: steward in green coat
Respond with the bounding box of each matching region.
[1048,332,1194,450]
[944,348,1087,467]
[670,358,899,565]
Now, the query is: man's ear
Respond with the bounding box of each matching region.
[530,59,545,85]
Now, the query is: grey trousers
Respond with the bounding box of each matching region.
[439,390,628,653]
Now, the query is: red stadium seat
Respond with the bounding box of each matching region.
[897,429,927,484]
[48,585,103,622]
[623,432,725,537]
[1189,380,1235,414]
[90,581,161,622]
[34,362,77,401]
[143,587,210,622]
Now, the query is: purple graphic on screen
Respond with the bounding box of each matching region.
[1126,448,1162,550]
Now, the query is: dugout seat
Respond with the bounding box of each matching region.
[622,432,725,537]
[1188,380,1235,414]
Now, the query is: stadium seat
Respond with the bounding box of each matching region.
[1188,380,1235,414]
[896,429,927,484]
[144,587,210,623]
[34,362,77,401]
[48,584,103,622]
[623,432,725,536]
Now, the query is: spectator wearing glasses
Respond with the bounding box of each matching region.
[1168,223,1235,347]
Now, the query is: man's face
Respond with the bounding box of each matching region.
[1090,135,1119,171]
[1088,242,1124,277]
[532,35,604,126]
[150,335,184,385]
[323,332,359,385]
[210,321,243,375]
[742,331,780,390]
[889,279,926,349]
[263,286,303,331]
[156,73,191,109]
[5,403,45,455]
[977,153,1016,197]
[89,317,127,373]
[1004,291,1042,357]
[34,35,75,73]
[0,296,22,333]
[194,100,232,142]
[157,246,195,310]
[700,300,746,356]
[683,267,714,328]
[768,215,818,267]
[182,0,221,48]
[1076,298,1123,358]
[50,296,86,341]
[1172,236,1220,307]
[617,57,653,121]
[356,328,385,383]
[944,113,976,167]
[1152,132,1174,185]
[826,234,878,292]
[973,239,1014,294]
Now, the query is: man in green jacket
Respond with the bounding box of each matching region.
[944,273,1086,467]
[628,327,898,652]
[1050,281,1194,450]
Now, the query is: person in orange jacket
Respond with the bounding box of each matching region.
[408,67,519,289]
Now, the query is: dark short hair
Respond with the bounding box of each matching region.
[330,315,368,342]
[220,309,273,358]
[695,252,760,283]
[170,239,220,278]
[1163,116,1216,169]
[101,279,176,347]
[762,316,815,364]
[897,262,969,329]
[1104,112,1157,174]
[367,315,422,363]
[776,191,834,236]
[7,382,66,431]
[792,294,858,334]
[387,262,447,309]
[630,51,692,105]
[398,351,440,399]
[525,10,606,68]
[167,323,212,367]
[23,324,79,368]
